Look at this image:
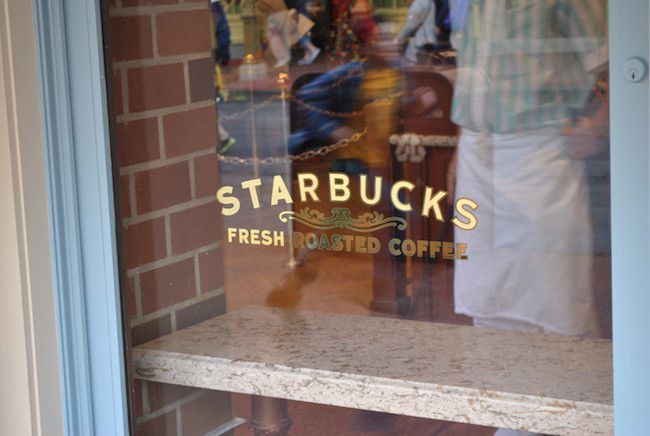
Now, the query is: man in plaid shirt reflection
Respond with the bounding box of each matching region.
[449,5,608,430]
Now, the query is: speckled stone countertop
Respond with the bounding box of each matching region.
[133,306,613,435]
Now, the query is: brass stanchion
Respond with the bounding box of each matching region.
[246,54,261,180]
[238,0,268,81]
[278,73,299,269]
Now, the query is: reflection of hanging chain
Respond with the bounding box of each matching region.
[219,92,403,121]
[295,66,365,96]
[217,128,367,165]
[286,94,365,118]
[219,67,366,120]
[219,66,403,121]
[287,92,404,119]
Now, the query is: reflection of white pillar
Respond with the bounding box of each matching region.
[237,0,268,81]
[238,55,268,82]
[278,73,298,268]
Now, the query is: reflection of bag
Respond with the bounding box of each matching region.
[256,0,288,14]
[268,10,314,45]
[292,13,314,45]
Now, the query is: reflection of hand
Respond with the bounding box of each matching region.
[411,86,438,116]
[563,116,609,160]
[446,151,457,205]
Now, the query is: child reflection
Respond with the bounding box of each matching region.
[288,20,384,160]
[449,0,608,404]
[289,21,437,166]
[394,0,448,63]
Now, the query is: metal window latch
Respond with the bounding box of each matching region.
[624,57,647,82]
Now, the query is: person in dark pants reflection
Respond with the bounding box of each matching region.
[211,0,236,152]
[293,0,321,64]
[433,0,451,49]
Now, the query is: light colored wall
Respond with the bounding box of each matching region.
[0,0,64,435]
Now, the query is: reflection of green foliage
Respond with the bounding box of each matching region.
[371,0,410,9]
[225,3,241,14]
[372,0,394,9]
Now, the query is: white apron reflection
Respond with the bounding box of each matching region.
[454,128,597,336]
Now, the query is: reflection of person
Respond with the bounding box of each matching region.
[288,21,382,156]
[394,0,438,63]
[266,0,316,68]
[210,0,231,66]
[218,124,235,153]
[289,24,437,173]
[449,0,607,354]
[211,0,236,152]
[433,0,451,48]
[293,0,321,64]
[267,8,299,68]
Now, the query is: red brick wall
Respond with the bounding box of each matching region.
[103,0,230,434]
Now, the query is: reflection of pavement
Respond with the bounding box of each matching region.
[219,97,288,165]
[220,184,376,315]
[218,89,374,315]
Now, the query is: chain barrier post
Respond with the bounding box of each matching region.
[243,53,261,179]
[277,73,299,268]
[238,0,268,81]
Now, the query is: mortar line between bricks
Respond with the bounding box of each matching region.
[135,391,205,425]
[129,173,138,216]
[116,99,213,123]
[124,195,215,226]
[119,146,214,175]
[135,273,143,319]
[150,14,159,58]
[119,66,129,118]
[110,3,207,18]
[157,115,166,159]
[126,241,221,278]
[188,156,197,199]
[142,380,151,415]
[130,287,225,327]
[114,51,212,69]
[193,253,201,297]
[164,214,172,258]
[183,60,191,104]
[120,147,216,174]
[170,308,178,332]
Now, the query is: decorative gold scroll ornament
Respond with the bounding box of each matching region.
[279,207,407,232]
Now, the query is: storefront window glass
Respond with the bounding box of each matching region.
[103,0,611,434]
